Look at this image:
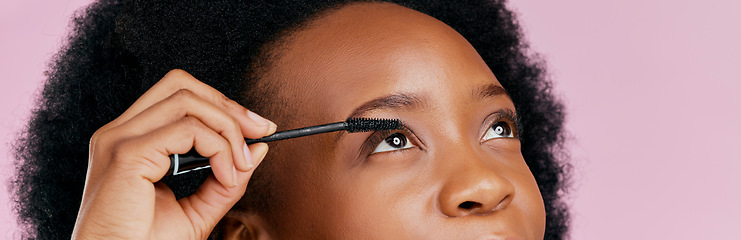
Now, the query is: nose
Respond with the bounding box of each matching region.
[437,150,515,217]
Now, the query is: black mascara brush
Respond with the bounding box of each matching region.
[167,118,402,175]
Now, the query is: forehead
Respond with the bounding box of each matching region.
[263,2,501,126]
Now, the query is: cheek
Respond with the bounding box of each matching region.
[513,157,547,237]
[257,139,342,237]
[321,157,434,238]
[485,143,547,238]
[262,138,423,238]
[262,138,547,238]
[486,142,547,232]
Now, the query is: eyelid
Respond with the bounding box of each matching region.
[481,109,521,141]
[362,125,421,156]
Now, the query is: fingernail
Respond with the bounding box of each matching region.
[257,144,269,164]
[243,142,254,169]
[267,122,278,135]
[247,110,271,126]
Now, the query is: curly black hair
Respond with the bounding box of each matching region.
[11,0,570,239]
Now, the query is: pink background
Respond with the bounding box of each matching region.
[1,0,739,239]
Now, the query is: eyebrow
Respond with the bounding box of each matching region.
[475,84,511,100]
[347,93,425,119]
[347,84,507,120]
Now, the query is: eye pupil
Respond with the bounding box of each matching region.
[494,126,504,135]
[385,133,406,148]
[492,122,511,136]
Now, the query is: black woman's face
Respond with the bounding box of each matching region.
[251,2,545,239]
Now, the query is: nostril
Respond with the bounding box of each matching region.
[458,201,482,210]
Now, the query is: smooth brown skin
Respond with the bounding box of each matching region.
[71,2,545,240]
[227,3,546,240]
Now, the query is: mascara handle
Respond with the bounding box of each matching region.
[166,121,349,176]
[244,122,347,144]
[167,149,211,176]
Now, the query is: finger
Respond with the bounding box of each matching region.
[249,142,270,168]
[177,142,270,238]
[109,70,276,138]
[151,182,191,239]
[220,97,278,139]
[116,89,255,171]
[113,116,236,187]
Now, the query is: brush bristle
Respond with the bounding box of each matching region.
[345,118,402,133]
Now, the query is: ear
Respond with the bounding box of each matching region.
[221,212,273,240]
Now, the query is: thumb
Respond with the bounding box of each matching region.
[177,143,269,238]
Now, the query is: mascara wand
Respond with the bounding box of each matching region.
[167,118,402,175]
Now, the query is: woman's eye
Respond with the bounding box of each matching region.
[483,121,514,140]
[371,132,414,154]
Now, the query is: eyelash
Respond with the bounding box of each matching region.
[362,108,520,156]
[365,127,418,155]
[485,108,521,140]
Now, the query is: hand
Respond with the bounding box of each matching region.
[71,69,277,239]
